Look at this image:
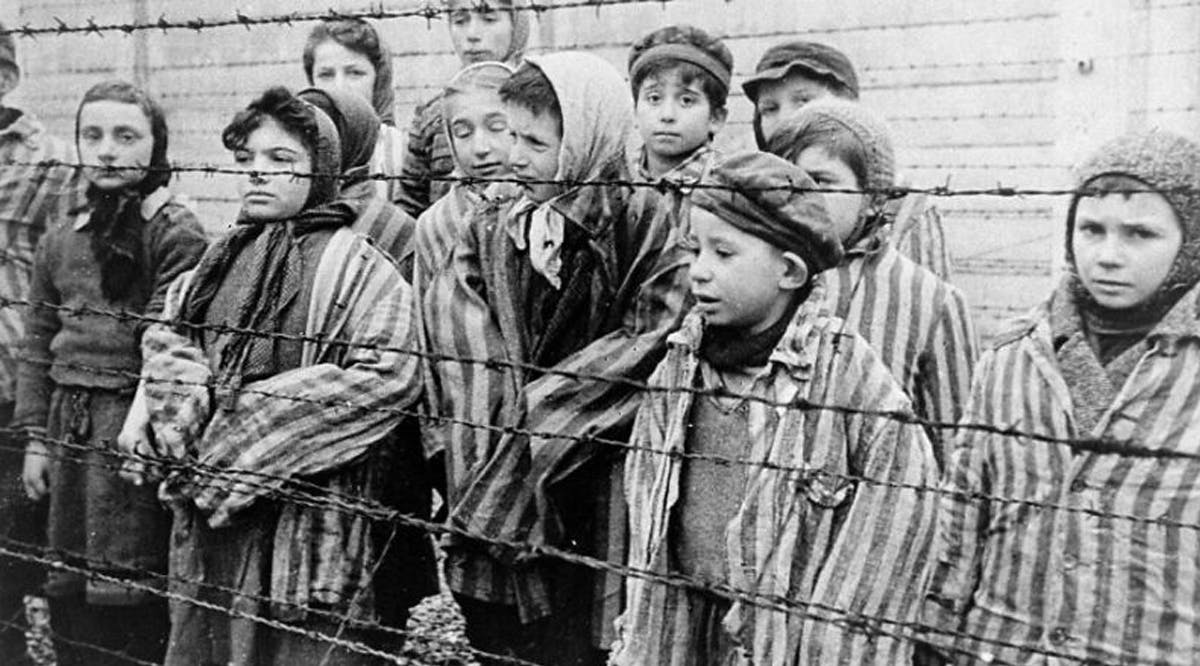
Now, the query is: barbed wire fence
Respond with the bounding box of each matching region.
[2,1,1200,665]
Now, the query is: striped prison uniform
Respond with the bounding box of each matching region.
[343,179,417,279]
[142,227,427,624]
[923,279,1200,665]
[0,112,80,404]
[889,191,952,282]
[370,123,407,205]
[822,229,978,469]
[394,93,454,219]
[425,148,713,625]
[613,280,939,665]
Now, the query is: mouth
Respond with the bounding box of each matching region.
[243,191,276,203]
[472,162,505,178]
[651,132,681,140]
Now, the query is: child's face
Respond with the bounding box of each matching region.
[794,145,865,245]
[1072,191,1182,310]
[505,101,561,203]
[448,1,515,65]
[311,40,377,107]
[232,117,314,221]
[687,207,808,334]
[446,88,513,179]
[635,70,724,168]
[77,100,154,191]
[756,73,835,144]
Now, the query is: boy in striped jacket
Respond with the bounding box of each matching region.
[921,131,1200,665]
[767,98,978,468]
[612,151,939,665]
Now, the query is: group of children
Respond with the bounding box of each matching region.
[2,1,1200,665]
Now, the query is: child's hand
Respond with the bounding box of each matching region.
[22,441,51,501]
[117,424,160,486]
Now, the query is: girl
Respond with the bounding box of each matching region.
[120,86,426,665]
[394,0,530,217]
[17,80,207,665]
[767,98,977,468]
[303,17,406,203]
[297,86,418,274]
[922,130,1200,665]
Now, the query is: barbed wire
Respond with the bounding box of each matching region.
[0,0,675,38]
[0,159,1180,197]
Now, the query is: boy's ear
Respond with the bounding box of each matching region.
[709,105,728,134]
[779,251,810,291]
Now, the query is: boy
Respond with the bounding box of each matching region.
[746,40,952,280]
[395,0,530,217]
[423,51,687,664]
[612,151,939,665]
[921,131,1200,665]
[0,24,81,665]
[628,25,731,180]
[767,98,977,467]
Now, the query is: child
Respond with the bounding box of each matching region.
[628,25,731,180]
[424,51,688,664]
[303,17,407,203]
[767,98,977,467]
[395,0,530,217]
[921,130,1200,665]
[297,87,418,274]
[120,86,429,665]
[612,151,938,665]
[412,61,514,483]
[16,80,207,665]
[746,41,952,279]
[0,24,81,664]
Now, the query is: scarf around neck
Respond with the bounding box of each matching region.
[84,185,148,302]
[700,290,807,371]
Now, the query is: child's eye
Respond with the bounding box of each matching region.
[118,131,139,144]
[233,150,252,164]
[451,121,474,140]
[315,69,334,80]
[80,128,102,143]
[679,95,697,107]
[759,103,778,116]
[486,119,509,132]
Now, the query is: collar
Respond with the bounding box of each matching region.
[73,187,173,231]
[842,223,888,259]
[668,276,831,383]
[636,143,715,186]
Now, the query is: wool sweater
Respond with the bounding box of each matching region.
[14,188,207,431]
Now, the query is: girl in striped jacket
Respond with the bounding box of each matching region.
[921,130,1200,665]
[767,98,978,468]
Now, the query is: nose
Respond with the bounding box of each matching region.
[1094,234,1125,267]
[507,142,528,170]
[657,98,677,123]
[687,252,711,285]
[95,135,117,162]
[464,17,482,43]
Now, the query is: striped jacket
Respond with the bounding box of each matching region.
[822,231,978,468]
[142,227,424,621]
[344,179,417,278]
[394,94,454,218]
[613,281,940,666]
[888,192,952,282]
[0,112,80,403]
[370,123,407,205]
[923,279,1200,665]
[424,151,708,615]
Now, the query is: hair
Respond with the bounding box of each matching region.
[222,86,321,163]
[783,68,857,100]
[76,80,171,193]
[628,25,733,113]
[767,115,868,190]
[499,63,561,124]
[302,18,395,124]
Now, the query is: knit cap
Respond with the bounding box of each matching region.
[768,97,895,196]
[690,150,843,273]
[627,25,734,104]
[741,41,858,102]
[1067,130,1200,307]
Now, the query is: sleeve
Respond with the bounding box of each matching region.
[917,284,980,469]
[191,269,423,527]
[144,204,208,326]
[892,196,952,282]
[799,355,941,665]
[919,352,996,656]
[12,231,61,434]
[393,97,440,219]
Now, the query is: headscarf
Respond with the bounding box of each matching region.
[74,81,171,302]
[443,0,531,65]
[1065,130,1200,328]
[767,97,897,249]
[442,61,516,176]
[302,18,397,126]
[182,90,352,397]
[297,87,381,190]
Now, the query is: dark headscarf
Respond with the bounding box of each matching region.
[302,18,397,125]
[74,81,171,302]
[182,88,351,397]
[297,87,380,190]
